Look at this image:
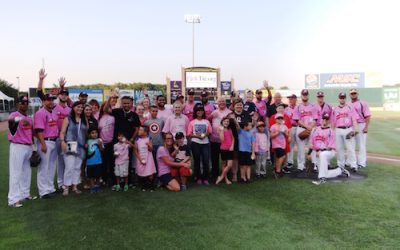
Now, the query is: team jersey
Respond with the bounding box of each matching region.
[314,102,333,126]
[332,104,357,128]
[310,126,336,151]
[53,103,71,131]
[349,100,371,123]
[292,103,317,127]
[34,107,59,138]
[8,112,33,145]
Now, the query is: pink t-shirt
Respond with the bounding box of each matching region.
[135,137,156,177]
[210,108,232,142]
[254,99,267,118]
[350,100,371,123]
[204,102,215,119]
[114,142,130,165]
[255,132,269,153]
[292,103,317,127]
[314,102,333,126]
[157,146,173,177]
[332,105,357,128]
[270,124,288,149]
[53,103,71,131]
[187,119,212,144]
[34,107,59,138]
[98,114,115,144]
[284,105,298,126]
[8,112,33,145]
[157,107,173,121]
[311,127,336,151]
[162,114,189,138]
[220,129,233,150]
[183,102,196,121]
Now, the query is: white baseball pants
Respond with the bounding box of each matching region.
[56,139,66,188]
[335,127,357,169]
[296,127,316,170]
[8,143,33,205]
[63,154,83,186]
[317,150,341,179]
[287,126,297,165]
[37,141,57,196]
[355,123,368,167]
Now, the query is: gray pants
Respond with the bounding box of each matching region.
[255,153,267,175]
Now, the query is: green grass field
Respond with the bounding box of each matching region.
[1,129,400,249]
[367,111,400,156]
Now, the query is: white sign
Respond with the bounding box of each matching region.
[186,72,217,88]
[184,14,201,23]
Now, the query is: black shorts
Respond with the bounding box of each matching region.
[220,150,234,161]
[238,151,254,166]
[159,173,174,186]
[274,148,286,158]
[86,164,102,178]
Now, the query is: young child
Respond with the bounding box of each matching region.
[134,126,157,192]
[216,116,235,185]
[171,132,192,191]
[270,113,290,178]
[235,119,256,183]
[86,127,104,193]
[254,121,270,178]
[113,132,133,192]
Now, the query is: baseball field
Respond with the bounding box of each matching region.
[1,111,399,249]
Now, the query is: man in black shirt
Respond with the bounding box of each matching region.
[267,92,288,118]
[112,96,141,143]
[111,96,141,187]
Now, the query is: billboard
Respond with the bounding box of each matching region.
[186,72,217,88]
[69,89,104,104]
[320,72,365,88]
[220,81,232,95]
[305,74,320,89]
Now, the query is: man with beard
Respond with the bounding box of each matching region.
[254,80,273,121]
[156,95,172,121]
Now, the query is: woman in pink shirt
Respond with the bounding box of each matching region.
[270,113,290,178]
[187,104,213,185]
[98,101,115,186]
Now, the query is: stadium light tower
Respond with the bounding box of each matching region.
[184,14,201,67]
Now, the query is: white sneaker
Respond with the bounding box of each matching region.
[342,168,351,178]
[312,178,326,185]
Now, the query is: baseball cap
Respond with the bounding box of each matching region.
[301,89,309,96]
[338,92,346,98]
[175,132,185,140]
[17,95,29,103]
[256,89,263,94]
[322,113,330,120]
[59,89,69,95]
[350,89,358,94]
[187,88,195,95]
[201,89,208,97]
[317,91,324,97]
[287,94,297,99]
[275,113,284,119]
[256,121,265,127]
[176,94,184,99]
[43,93,57,101]
[79,91,88,97]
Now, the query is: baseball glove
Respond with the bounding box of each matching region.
[298,129,311,140]
[30,151,41,168]
[345,131,356,139]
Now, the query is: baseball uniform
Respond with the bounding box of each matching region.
[350,100,371,168]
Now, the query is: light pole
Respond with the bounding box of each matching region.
[184,14,201,67]
[16,76,20,96]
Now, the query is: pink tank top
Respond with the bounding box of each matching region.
[220,129,233,150]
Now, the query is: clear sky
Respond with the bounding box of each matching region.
[1,0,399,91]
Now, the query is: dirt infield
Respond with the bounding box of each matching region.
[0,120,398,166]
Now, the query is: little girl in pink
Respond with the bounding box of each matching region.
[135,126,156,191]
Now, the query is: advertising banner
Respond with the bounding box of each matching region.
[170,81,182,102]
[320,72,365,88]
[383,88,400,111]
[69,89,104,104]
[220,81,232,95]
[305,74,320,89]
[186,72,217,88]
[134,90,163,104]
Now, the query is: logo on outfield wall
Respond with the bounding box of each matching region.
[305,74,320,89]
[320,72,365,88]
[220,81,232,95]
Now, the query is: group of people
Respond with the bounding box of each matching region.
[7,70,371,208]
